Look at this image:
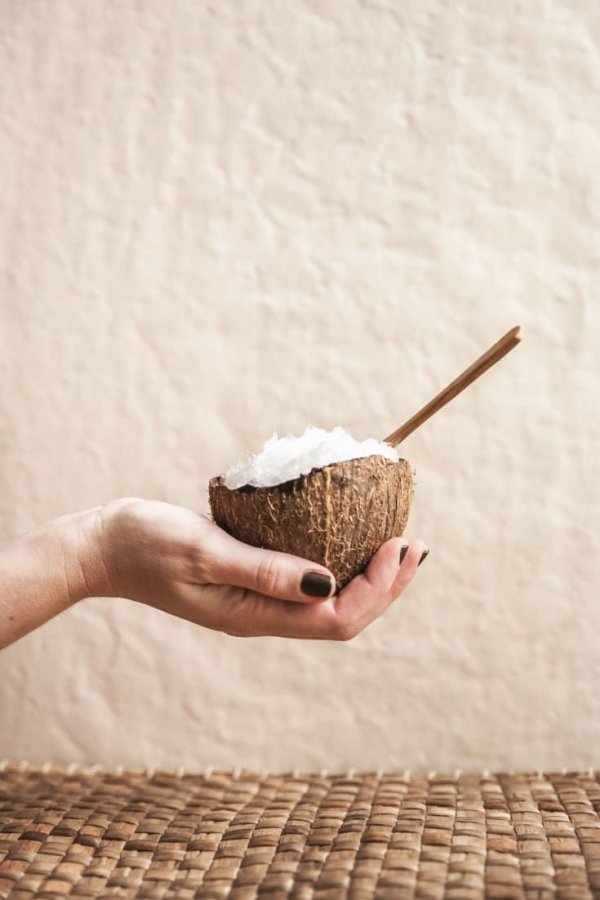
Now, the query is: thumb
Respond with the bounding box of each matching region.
[202,525,336,603]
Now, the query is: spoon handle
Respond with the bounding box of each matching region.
[384,325,522,447]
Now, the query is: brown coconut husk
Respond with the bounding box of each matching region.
[208,455,414,589]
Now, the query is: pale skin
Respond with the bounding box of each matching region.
[0,498,428,650]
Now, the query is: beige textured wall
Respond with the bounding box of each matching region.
[1,0,599,772]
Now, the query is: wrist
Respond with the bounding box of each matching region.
[60,506,111,603]
[0,506,114,650]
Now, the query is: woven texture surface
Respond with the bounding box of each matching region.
[2,767,600,898]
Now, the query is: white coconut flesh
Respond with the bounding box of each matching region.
[223,426,399,490]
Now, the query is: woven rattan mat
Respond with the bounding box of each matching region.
[2,767,600,898]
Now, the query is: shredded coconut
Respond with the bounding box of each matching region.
[224,425,398,489]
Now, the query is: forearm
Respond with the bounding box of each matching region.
[0,508,102,649]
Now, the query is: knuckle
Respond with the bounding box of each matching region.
[254,556,282,597]
[225,626,248,639]
[225,591,264,638]
[188,541,211,581]
[188,522,219,583]
[332,616,361,642]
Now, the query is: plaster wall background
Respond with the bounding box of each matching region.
[1,0,599,770]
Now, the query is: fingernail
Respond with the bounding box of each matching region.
[399,544,409,565]
[301,570,333,598]
[418,549,430,567]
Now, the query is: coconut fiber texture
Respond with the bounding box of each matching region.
[209,456,414,589]
[2,766,600,898]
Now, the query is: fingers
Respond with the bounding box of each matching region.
[197,535,428,641]
[329,537,428,641]
[386,539,430,600]
[199,523,336,604]
[288,536,428,640]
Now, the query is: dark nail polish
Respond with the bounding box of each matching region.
[399,544,409,565]
[418,549,430,566]
[301,570,333,598]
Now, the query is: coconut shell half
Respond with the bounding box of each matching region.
[208,455,414,589]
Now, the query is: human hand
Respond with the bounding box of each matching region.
[82,498,428,641]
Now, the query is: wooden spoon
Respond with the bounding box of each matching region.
[383,325,522,447]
